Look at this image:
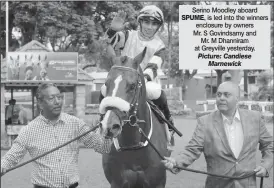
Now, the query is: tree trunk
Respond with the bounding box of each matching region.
[167,2,172,89]
[244,70,248,99]
[216,70,224,87]
[227,70,241,85]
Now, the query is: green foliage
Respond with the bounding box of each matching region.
[8,1,143,70]
[250,71,273,101]
[81,1,142,71]
[8,1,273,75]
[0,2,6,57]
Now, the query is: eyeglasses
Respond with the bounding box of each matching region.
[44,94,64,102]
[216,92,232,98]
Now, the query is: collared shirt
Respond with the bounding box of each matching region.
[1,113,112,188]
[221,109,244,159]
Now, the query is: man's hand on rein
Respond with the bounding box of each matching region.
[161,156,181,174]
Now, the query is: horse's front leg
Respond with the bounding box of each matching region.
[110,181,121,188]
[143,165,167,188]
[110,170,149,188]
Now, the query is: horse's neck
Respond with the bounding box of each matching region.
[137,69,150,132]
[137,97,151,134]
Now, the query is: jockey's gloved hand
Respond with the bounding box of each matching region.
[144,64,158,81]
[168,116,174,126]
[110,10,127,31]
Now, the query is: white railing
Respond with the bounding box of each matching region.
[196,100,217,112]
[196,100,273,113]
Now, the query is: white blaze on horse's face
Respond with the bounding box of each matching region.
[99,47,147,138]
[100,75,129,137]
[101,111,111,131]
[112,75,122,97]
[101,75,123,131]
[12,27,22,40]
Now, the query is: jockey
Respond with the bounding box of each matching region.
[100,5,175,148]
[102,5,173,125]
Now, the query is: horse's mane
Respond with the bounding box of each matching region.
[137,65,146,98]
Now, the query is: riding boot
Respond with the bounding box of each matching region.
[152,90,175,150]
[152,90,174,128]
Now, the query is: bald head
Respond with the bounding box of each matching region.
[218,81,239,98]
[216,81,239,117]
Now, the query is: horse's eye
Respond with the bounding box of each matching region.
[130,84,136,91]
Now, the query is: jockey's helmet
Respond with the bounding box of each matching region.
[137,5,164,26]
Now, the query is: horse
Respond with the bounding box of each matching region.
[99,47,171,188]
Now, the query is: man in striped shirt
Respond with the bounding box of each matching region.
[1,83,113,188]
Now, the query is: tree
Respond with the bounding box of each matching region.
[153,1,199,87]
[9,2,98,52]
[0,2,6,58]
[81,1,143,71]
[8,1,143,70]
[250,70,273,101]
[199,1,274,88]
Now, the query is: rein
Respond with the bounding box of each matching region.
[106,65,183,152]
[1,124,99,177]
[137,126,265,188]
[100,66,265,187]
[104,65,149,151]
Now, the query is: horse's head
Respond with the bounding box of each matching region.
[99,46,147,139]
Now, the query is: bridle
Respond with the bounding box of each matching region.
[2,63,265,186]
[103,65,147,151]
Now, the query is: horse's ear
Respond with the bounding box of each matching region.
[133,47,146,66]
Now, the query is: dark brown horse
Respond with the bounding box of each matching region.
[99,47,171,188]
